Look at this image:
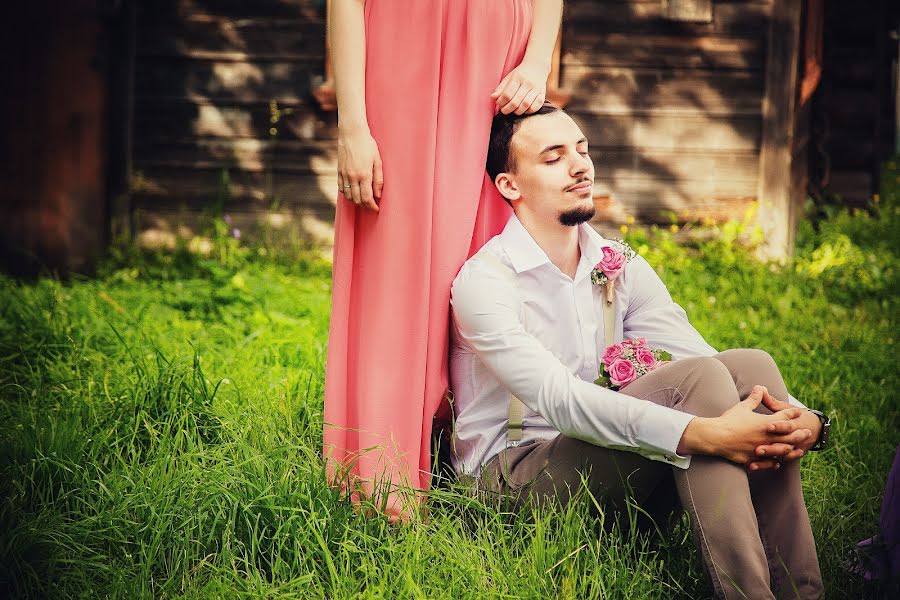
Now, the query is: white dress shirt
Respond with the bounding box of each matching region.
[448,213,805,480]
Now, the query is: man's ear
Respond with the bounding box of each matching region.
[495,173,521,203]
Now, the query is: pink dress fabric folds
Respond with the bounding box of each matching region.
[323,0,533,520]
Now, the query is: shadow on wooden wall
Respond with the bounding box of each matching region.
[130,0,336,253]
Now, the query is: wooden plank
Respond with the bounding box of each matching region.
[166,0,322,20]
[756,0,803,259]
[566,1,771,35]
[132,205,337,250]
[137,18,325,60]
[596,175,758,202]
[134,59,324,101]
[592,191,757,224]
[133,97,335,141]
[572,112,761,151]
[664,0,713,23]
[562,66,763,115]
[595,148,759,183]
[134,138,335,175]
[563,32,763,70]
[131,168,338,209]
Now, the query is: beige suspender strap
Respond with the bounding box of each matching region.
[506,311,527,446]
[602,282,616,347]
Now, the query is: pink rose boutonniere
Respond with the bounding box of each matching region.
[590,239,637,303]
[594,337,673,391]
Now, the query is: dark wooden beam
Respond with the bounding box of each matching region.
[105,0,138,244]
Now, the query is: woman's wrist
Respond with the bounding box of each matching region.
[519,55,552,78]
[338,118,370,137]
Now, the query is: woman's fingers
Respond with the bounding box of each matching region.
[514,89,540,115]
[494,80,523,113]
[350,180,363,207]
[336,132,384,211]
[373,155,384,200]
[502,82,531,115]
[337,148,347,197]
[491,72,512,100]
[524,92,545,114]
[358,175,378,212]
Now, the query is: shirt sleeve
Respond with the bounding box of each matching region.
[450,259,695,469]
[623,255,807,409]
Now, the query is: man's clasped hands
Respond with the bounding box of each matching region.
[676,385,824,472]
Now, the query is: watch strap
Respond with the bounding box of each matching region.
[807,409,830,451]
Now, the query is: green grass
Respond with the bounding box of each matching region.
[1,168,898,597]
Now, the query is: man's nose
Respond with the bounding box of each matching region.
[571,153,591,176]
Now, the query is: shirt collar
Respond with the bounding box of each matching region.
[497,213,613,281]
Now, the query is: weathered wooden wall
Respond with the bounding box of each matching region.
[563,0,771,224]
[131,0,336,246]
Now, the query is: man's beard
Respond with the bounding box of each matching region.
[558,203,596,226]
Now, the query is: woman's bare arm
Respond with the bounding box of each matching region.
[329,0,383,210]
[329,0,367,131]
[523,0,564,73]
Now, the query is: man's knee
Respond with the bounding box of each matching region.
[672,356,739,417]
[715,348,778,376]
[676,356,736,387]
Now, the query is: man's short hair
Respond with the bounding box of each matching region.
[486,101,561,184]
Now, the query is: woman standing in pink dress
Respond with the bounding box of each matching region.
[323,0,563,522]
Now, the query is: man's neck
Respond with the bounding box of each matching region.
[516,211,581,280]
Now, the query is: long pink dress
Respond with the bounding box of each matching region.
[323,0,533,520]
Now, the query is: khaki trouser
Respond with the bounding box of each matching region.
[477,349,823,600]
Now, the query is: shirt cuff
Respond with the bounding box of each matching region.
[635,402,695,470]
[787,392,806,409]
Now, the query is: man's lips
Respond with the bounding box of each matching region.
[566,181,593,193]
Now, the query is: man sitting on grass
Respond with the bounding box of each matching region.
[448,102,828,600]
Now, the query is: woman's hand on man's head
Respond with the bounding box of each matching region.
[491,59,550,115]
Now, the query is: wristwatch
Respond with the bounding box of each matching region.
[806,409,831,451]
